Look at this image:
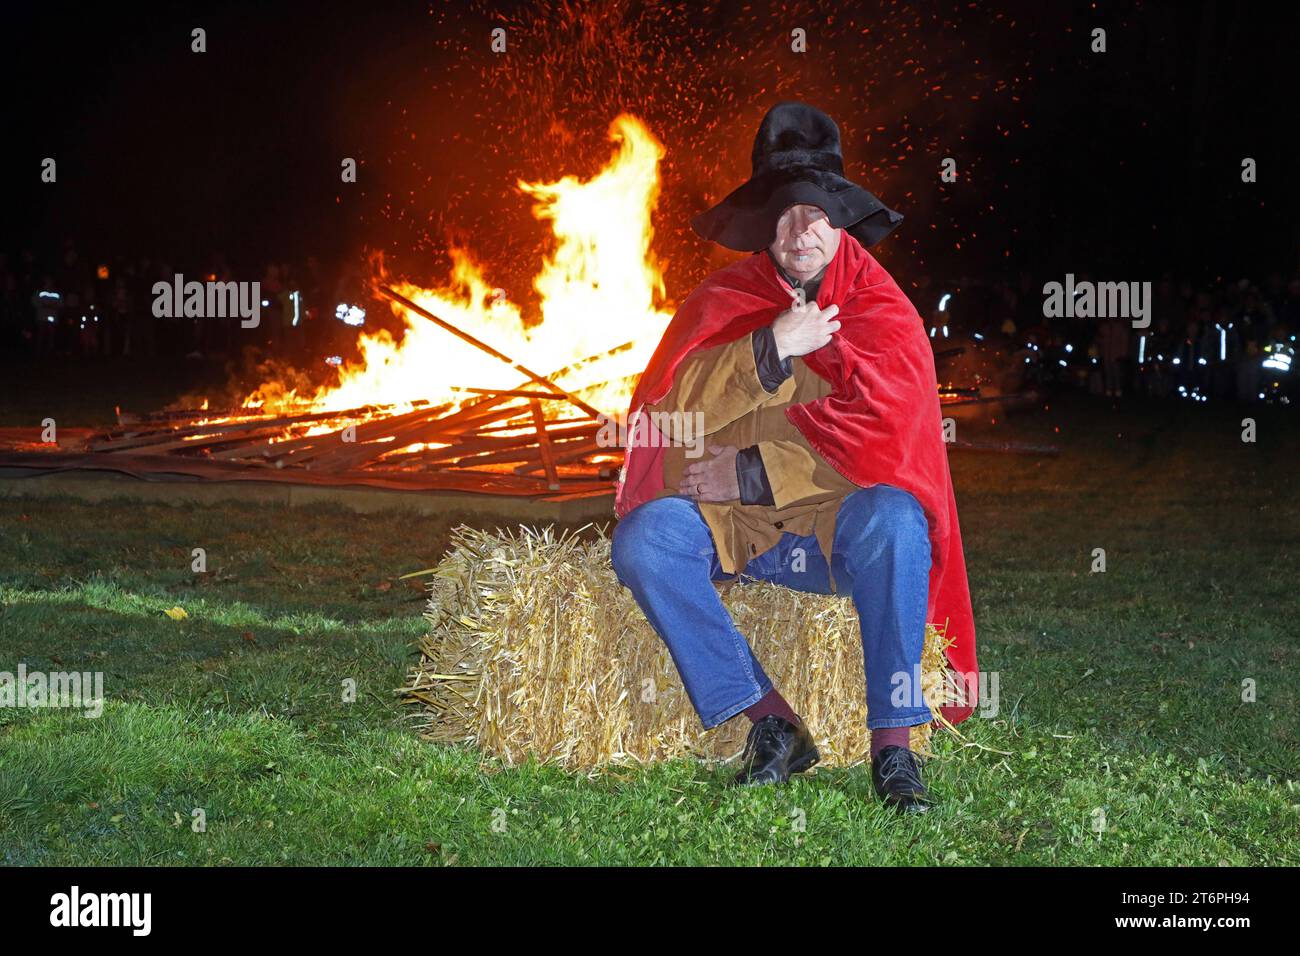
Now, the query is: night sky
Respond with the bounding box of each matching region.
[3,0,1295,307]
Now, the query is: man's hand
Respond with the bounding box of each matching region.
[771,299,840,360]
[680,443,740,502]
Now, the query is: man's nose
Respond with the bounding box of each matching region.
[793,217,819,241]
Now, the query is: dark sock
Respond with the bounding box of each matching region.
[744,689,801,726]
[870,726,911,759]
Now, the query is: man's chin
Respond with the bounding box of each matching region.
[787,258,824,278]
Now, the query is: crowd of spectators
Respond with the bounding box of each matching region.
[0,240,367,363]
[3,243,1296,405]
[920,271,1299,404]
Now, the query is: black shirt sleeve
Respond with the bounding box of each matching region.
[751,325,794,393]
[735,445,776,505]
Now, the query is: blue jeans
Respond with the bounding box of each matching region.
[611,485,934,730]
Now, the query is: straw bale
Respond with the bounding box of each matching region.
[402,524,956,769]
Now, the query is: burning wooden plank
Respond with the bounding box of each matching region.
[514,436,602,475]
[376,285,606,421]
[416,420,602,466]
[530,399,562,491]
[441,433,600,469]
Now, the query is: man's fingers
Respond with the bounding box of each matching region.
[824,304,840,318]
[828,319,841,333]
[682,480,711,498]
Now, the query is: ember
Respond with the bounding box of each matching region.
[3,101,1049,495]
[64,113,675,498]
[16,115,680,500]
[240,114,670,422]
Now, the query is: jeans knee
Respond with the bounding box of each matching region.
[873,485,927,534]
[611,496,697,584]
[841,485,929,551]
[611,513,648,584]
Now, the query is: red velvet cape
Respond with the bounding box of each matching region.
[614,230,978,725]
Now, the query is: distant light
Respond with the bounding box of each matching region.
[1058,359,1067,367]
[261,299,270,308]
[1064,343,1073,353]
[290,290,301,327]
[39,291,60,300]
[1197,357,1207,365]
[1138,335,1146,364]
[325,355,343,366]
[942,325,949,338]
[930,326,936,338]
[335,303,366,326]
[1172,357,1181,365]
[938,293,951,312]
[973,332,984,341]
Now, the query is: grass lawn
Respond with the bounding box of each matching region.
[1,382,1297,865]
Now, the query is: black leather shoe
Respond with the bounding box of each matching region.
[871,745,932,813]
[731,715,819,786]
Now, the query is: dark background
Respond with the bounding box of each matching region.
[1,0,1296,305]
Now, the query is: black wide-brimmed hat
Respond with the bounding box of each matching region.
[691,101,903,252]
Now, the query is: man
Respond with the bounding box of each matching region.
[611,101,978,812]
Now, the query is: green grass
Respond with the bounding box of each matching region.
[1,392,1297,865]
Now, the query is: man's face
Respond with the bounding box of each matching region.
[769,203,840,282]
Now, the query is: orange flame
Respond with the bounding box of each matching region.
[242,114,671,428]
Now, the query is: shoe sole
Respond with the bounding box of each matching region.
[731,747,821,787]
[788,749,820,776]
[888,798,931,814]
[878,789,933,813]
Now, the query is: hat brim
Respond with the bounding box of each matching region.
[691,166,903,252]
